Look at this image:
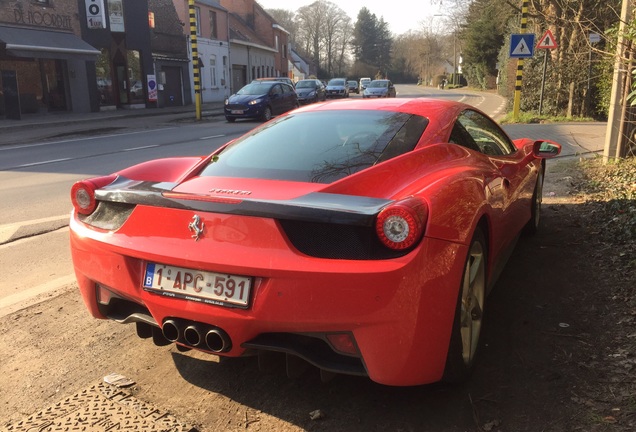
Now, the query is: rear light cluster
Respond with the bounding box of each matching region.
[71,175,117,215]
[375,197,428,250]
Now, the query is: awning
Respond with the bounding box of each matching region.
[0,26,99,61]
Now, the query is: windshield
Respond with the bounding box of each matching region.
[328,79,345,86]
[200,110,429,183]
[296,81,316,89]
[368,81,388,88]
[237,82,274,95]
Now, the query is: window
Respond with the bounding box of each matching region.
[210,55,217,87]
[195,7,201,36]
[275,35,279,51]
[209,11,217,39]
[455,110,516,156]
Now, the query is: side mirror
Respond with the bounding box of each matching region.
[532,140,561,158]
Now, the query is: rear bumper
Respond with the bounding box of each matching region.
[70,209,466,386]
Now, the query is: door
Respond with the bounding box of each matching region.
[162,67,183,106]
[115,64,129,105]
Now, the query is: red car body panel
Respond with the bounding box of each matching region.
[70,98,560,386]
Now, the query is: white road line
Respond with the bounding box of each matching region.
[123,145,160,151]
[18,158,71,168]
[200,135,225,140]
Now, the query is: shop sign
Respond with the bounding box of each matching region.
[85,0,106,29]
[147,75,158,102]
[108,0,125,33]
[13,8,72,30]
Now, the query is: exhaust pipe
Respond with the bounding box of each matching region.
[205,327,231,353]
[184,324,203,347]
[162,319,180,342]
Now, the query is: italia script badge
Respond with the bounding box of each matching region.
[188,215,205,241]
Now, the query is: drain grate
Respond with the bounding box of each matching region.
[3,382,197,431]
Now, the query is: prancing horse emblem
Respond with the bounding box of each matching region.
[188,215,205,241]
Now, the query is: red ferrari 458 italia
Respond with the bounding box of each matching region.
[70,98,561,386]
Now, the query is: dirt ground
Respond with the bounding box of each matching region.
[1,157,634,432]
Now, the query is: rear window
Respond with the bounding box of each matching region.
[200,110,429,183]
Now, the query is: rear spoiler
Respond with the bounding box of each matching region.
[95,176,392,227]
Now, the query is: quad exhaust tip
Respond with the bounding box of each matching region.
[160,318,231,353]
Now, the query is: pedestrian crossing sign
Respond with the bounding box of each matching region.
[509,34,535,58]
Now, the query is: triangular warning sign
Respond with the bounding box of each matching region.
[511,38,531,56]
[537,29,557,49]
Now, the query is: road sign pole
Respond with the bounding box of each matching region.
[512,0,529,121]
[539,51,548,115]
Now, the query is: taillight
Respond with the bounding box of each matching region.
[71,175,117,215]
[375,197,428,250]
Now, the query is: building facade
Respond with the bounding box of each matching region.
[0,0,98,118]
[218,0,289,93]
[174,0,230,103]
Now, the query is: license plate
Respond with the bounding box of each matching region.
[143,263,251,308]
[231,109,244,114]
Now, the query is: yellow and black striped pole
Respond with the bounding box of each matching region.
[512,0,529,121]
[189,0,202,120]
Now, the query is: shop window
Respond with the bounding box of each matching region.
[96,48,114,106]
[127,50,144,102]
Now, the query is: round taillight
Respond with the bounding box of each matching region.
[376,197,427,250]
[71,181,97,215]
[70,175,117,215]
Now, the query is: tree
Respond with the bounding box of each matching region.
[351,8,392,78]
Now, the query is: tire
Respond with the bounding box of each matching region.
[443,227,487,383]
[225,116,235,123]
[524,166,545,236]
[261,106,272,122]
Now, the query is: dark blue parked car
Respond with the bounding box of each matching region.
[224,81,299,122]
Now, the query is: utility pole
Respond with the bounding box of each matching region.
[188,0,202,121]
[603,0,632,162]
[512,0,529,121]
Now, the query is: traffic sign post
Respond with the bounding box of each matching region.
[537,29,558,115]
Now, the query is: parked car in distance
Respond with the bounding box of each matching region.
[325,78,349,98]
[252,77,295,88]
[359,77,371,91]
[348,80,359,94]
[69,98,562,386]
[224,81,298,122]
[363,79,397,98]
[294,79,326,104]
[130,80,143,97]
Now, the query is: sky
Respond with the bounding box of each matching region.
[256,0,444,35]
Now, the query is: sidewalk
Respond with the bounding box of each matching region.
[0,102,226,146]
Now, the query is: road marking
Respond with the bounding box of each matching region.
[17,158,72,168]
[200,134,225,140]
[123,145,160,151]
